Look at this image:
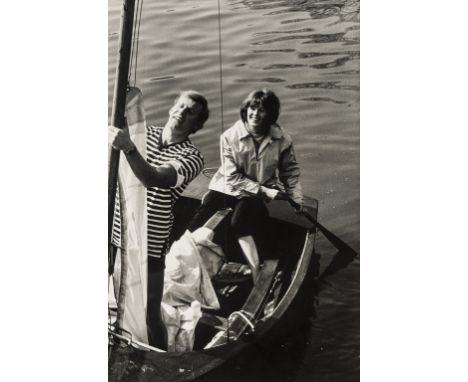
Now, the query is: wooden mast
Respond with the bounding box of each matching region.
[108,0,136,266]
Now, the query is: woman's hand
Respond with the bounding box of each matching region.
[273,191,289,201]
[283,195,306,214]
[293,203,306,214]
[259,186,289,201]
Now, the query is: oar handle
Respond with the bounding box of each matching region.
[286,197,301,210]
[285,196,358,257]
[285,196,320,229]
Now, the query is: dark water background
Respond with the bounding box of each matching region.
[109,0,360,380]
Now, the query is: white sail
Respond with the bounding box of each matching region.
[111,89,149,345]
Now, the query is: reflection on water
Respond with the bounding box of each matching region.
[109,0,359,380]
[148,75,175,82]
[301,96,348,104]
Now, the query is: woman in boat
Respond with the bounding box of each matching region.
[188,88,304,282]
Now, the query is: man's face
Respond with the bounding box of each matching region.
[168,94,203,135]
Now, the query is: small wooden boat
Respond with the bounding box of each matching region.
[108,173,319,381]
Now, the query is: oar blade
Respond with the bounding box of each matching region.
[287,197,358,258]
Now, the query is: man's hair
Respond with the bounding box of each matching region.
[240,88,281,127]
[176,90,210,132]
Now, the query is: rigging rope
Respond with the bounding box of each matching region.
[217,0,229,205]
[128,0,144,87]
[216,0,225,133]
[133,0,144,86]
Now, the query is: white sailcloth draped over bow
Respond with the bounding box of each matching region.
[112,88,149,345]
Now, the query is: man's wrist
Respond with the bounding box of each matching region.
[123,143,137,155]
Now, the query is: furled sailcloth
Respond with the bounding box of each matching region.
[162,230,222,352]
[112,87,148,344]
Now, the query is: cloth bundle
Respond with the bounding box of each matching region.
[162,230,224,351]
[162,301,202,352]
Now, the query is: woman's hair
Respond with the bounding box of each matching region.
[176,90,210,132]
[240,88,281,126]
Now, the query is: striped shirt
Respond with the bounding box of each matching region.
[112,125,204,258]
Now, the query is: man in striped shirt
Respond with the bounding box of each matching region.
[109,90,208,349]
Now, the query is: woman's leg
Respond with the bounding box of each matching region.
[186,190,233,232]
[231,198,269,283]
[237,235,260,282]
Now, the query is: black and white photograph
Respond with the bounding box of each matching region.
[3,1,468,382]
[107,0,359,381]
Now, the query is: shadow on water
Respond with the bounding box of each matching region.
[320,248,357,281]
[196,320,314,382]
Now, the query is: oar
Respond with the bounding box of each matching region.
[286,197,358,258]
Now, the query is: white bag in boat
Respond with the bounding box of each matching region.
[163,230,221,309]
[192,227,226,278]
[162,301,202,352]
[162,230,222,351]
[175,301,202,352]
[160,303,180,352]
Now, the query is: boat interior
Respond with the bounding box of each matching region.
[170,195,315,350]
[108,188,316,352]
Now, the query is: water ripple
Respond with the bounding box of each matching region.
[148,76,175,82]
[235,0,360,22]
[287,81,359,91]
[235,77,285,83]
[300,96,348,104]
[252,32,345,45]
[298,50,359,59]
[281,18,311,25]
[254,28,315,35]
[303,32,346,44]
[251,49,296,53]
[263,64,306,70]
[324,69,360,76]
[310,56,350,69]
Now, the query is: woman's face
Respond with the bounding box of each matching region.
[246,101,268,134]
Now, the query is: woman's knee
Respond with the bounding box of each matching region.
[231,198,268,235]
[187,191,228,232]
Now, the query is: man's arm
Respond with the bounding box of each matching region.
[124,149,177,188]
[109,125,177,188]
